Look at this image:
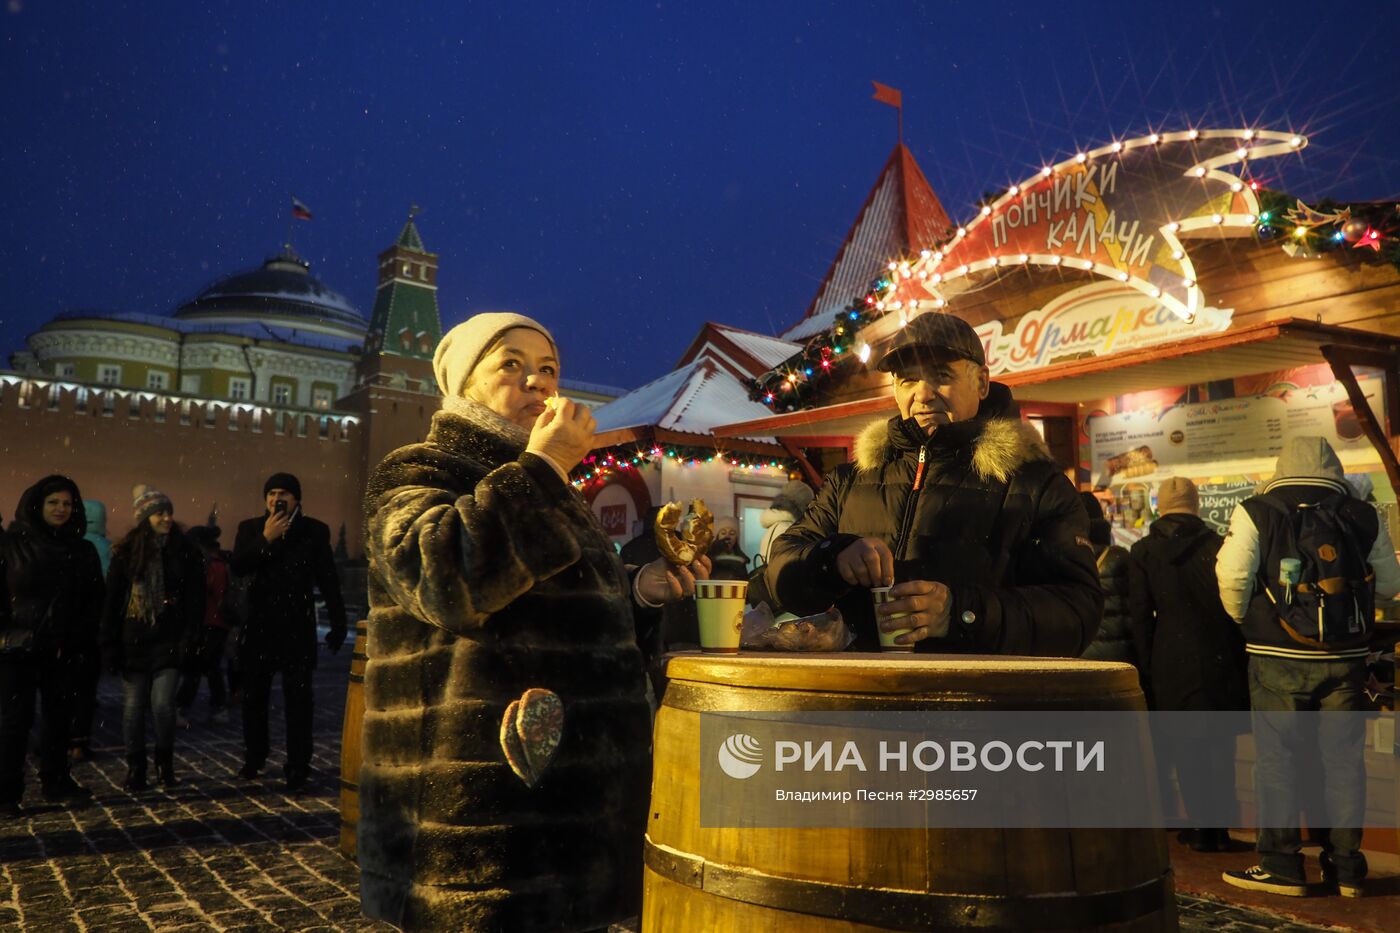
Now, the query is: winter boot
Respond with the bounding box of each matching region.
[123,755,148,792]
[155,749,179,788]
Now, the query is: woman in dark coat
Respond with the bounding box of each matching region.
[0,475,105,816]
[1127,477,1248,852]
[1078,492,1135,664]
[100,486,204,790]
[360,313,708,931]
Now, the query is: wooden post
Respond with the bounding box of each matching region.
[1321,345,1400,492]
[779,438,824,489]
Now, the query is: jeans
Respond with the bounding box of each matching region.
[176,628,228,712]
[242,667,314,772]
[0,653,75,801]
[1155,722,1237,828]
[122,667,179,759]
[1248,654,1367,885]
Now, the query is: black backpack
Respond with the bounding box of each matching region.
[1255,493,1375,648]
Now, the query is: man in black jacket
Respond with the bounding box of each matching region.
[231,472,347,790]
[766,313,1101,655]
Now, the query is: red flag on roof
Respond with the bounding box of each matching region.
[871,81,902,109]
[290,196,313,221]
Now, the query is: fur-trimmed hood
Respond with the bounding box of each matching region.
[853,415,1053,483]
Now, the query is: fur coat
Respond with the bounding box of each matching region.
[766,385,1102,655]
[358,399,652,932]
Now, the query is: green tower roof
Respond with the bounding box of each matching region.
[397,218,425,252]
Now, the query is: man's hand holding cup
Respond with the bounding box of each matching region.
[874,580,951,648]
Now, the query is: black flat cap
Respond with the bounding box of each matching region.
[876,312,986,372]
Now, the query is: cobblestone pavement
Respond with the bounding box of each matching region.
[1176,892,1352,932]
[0,644,391,932]
[0,645,1350,932]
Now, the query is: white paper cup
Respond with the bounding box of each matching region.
[871,585,914,652]
[694,580,747,654]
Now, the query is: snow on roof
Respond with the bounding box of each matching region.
[593,359,778,441]
[712,324,800,369]
[560,377,628,398]
[52,311,360,354]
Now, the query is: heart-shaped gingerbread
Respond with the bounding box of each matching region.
[500,688,563,787]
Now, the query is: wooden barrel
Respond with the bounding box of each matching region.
[643,654,1176,932]
[338,619,368,859]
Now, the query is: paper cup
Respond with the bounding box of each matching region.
[871,586,914,652]
[694,580,747,654]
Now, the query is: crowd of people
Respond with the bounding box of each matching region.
[0,471,347,816]
[1081,438,1396,899]
[4,308,1394,930]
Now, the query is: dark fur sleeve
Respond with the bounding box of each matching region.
[366,445,589,634]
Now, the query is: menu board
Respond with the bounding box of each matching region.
[1088,376,1386,486]
[1196,480,1258,535]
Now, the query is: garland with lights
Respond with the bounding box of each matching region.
[748,128,1398,414]
[571,444,798,490]
[1252,191,1400,264]
[744,269,949,413]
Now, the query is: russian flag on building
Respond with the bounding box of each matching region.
[291,196,313,221]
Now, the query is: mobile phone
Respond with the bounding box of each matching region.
[274,500,288,515]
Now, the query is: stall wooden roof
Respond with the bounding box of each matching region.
[713,318,1400,440]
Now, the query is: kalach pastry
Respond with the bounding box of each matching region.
[654,499,715,566]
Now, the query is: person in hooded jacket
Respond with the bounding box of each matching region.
[1126,477,1247,853]
[755,480,814,566]
[68,499,113,763]
[0,475,105,816]
[1079,492,1134,664]
[1216,438,1400,898]
[101,486,205,790]
[767,313,1102,654]
[708,516,751,581]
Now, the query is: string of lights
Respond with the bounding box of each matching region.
[747,128,1398,413]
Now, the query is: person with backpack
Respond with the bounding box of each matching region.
[1216,437,1400,898]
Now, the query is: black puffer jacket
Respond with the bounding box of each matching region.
[0,476,104,656]
[767,386,1102,655]
[1127,513,1247,711]
[101,527,205,673]
[1081,545,1134,663]
[231,512,346,672]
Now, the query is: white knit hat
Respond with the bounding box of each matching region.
[433,312,557,398]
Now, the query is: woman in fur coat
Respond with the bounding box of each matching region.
[359,313,709,932]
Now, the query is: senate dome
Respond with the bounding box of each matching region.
[175,248,367,342]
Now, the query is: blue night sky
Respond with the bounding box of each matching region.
[3,1,1398,388]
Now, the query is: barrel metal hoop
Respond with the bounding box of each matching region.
[660,680,1110,713]
[643,836,1169,930]
[348,672,364,684]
